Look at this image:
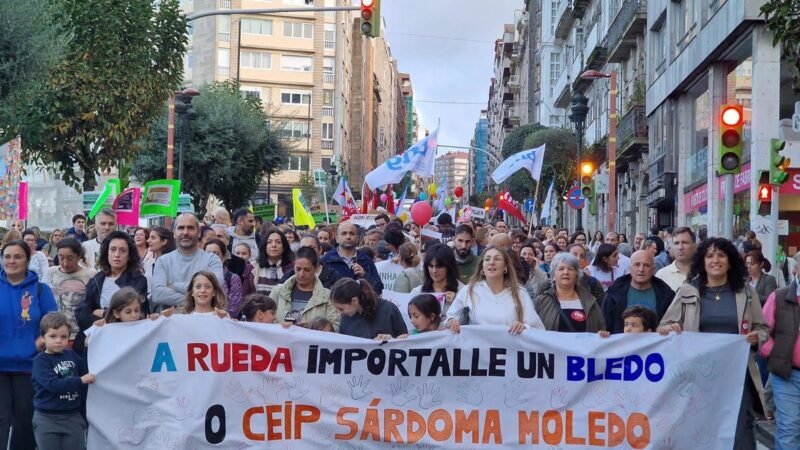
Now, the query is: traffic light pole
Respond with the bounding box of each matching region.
[770,187,780,277]
[722,174,733,239]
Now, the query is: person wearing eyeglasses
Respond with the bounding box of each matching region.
[410,244,464,316]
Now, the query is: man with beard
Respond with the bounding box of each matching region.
[151,213,224,309]
[321,221,383,294]
[453,224,479,284]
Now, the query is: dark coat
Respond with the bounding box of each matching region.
[75,269,148,354]
[602,274,674,334]
[321,248,383,294]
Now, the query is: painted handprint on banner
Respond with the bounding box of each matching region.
[417,383,442,409]
[614,388,640,414]
[118,426,146,446]
[456,383,483,406]
[283,377,310,400]
[146,431,173,450]
[252,376,283,404]
[696,353,718,378]
[549,385,569,410]
[225,381,248,403]
[581,382,609,408]
[668,363,696,398]
[348,375,373,400]
[173,396,192,421]
[319,382,345,408]
[132,403,160,425]
[390,379,417,406]
[503,380,533,407]
[137,375,160,395]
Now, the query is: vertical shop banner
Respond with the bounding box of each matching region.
[88,317,749,450]
[112,187,141,226]
[140,180,181,217]
[0,137,23,220]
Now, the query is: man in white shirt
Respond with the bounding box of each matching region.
[82,208,117,269]
[655,227,697,291]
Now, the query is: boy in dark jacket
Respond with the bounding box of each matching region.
[32,312,96,449]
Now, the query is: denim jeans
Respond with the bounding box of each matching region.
[772,369,800,450]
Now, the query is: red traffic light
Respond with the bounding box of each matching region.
[721,106,742,127]
[758,184,772,202]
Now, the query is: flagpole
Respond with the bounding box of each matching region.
[322,183,330,224]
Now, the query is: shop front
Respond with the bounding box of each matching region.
[684,163,752,237]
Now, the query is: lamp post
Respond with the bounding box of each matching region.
[173,87,200,185]
[580,69,617,232]
[569,91,589,230]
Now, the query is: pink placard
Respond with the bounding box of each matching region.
[112,187,140,226]
[17,181,27,220]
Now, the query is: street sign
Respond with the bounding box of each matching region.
[595,174,609,194]
[778,219,789,236]
[524,198,534,213]
[567,186,585,210]
[313,169,327,187]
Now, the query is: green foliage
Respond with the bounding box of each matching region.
[0,0,66,116]
[6,0,188,191]
[762,1,800,90]
[131,81,289,218]
[521,128,579,212]
[501,123,548,158]
[297,172,318,206]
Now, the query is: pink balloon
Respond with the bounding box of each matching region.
[380,193,388,203]
[410,201,433,226]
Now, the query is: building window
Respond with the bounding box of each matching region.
[217,48,230,76]
[322,122,334,140]
[323,57,334,73]
[240,86,262,99]
[241,50,272,69]
[280,55,313,72]
[549,115,561,126]
[280,120,311,139]
[324,23,335,49]
[550,1,558,36]
[241,18,273,35]
[549,52,561,97]
[675,0,696,46]
[284,155,310,171]
[323,89,334,106]
[575,27,584,50]
[283,21,314,39]
[321,157,331,171]
[651,12,667,77]
[280,89,311,105]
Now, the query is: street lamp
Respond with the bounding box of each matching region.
[173,87,200,185]
[580,69,617,232]
[569,91,589,230]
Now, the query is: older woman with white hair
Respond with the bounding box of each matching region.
[532,252,605,332]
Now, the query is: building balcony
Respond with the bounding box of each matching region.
[323,73,334,84]
[322,106,334,116]
[616,105,648,161]
[504,106,521,125]
[321,139,334,150]
[507,75,520,93]
[554,1,574,40]
[571,0,591,20]
[607,0,647,63]
[572,25,607,92]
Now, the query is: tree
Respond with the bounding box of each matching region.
[0,0,66,125]
[131,81,289,218]
[8,0,187,191]
[762,1,800,90]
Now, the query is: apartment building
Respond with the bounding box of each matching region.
[184,0,412,204]
[487,23,522,166]
[470,112,490,197]
[434,152,470,196]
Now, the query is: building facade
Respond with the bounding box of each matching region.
[470,112,490,197]
[184,0,411,205]
[435,152,470,196]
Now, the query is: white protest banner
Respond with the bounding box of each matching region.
[382,291,448,331]
[349,214,377,228]
[375,259,403,292]
[470,207,486,220]
[364,129,438,190]
[88,316,748,449]
[420,228,443,240]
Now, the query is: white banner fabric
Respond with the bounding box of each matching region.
[87,316,748,449]
[491,144,546,184]
[364,129,438,190]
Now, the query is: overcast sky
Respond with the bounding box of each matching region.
[377,0,524,152]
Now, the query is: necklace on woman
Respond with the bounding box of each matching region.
[708,285,726,301]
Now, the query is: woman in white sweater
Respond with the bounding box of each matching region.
[445,246,545,334]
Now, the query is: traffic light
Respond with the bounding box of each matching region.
[580,162,595,198]
[770,138,790,185]
[718,104,743,175]
[360,0,381,38]
[757,171,772,215]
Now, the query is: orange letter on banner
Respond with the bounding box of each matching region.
[407,410,426,443]
[384,409,404,443]
[588,411,605,446]
[483,410,502,444]
[243,407,265,441]
[608,412,626,447]
[565,410,586,445]
[518,411,539,444]
[335,407,358,440]
[627,413,651,449]
[294,404,320,439]
[427,409,453,441]
[266,405,282,441]
[456,410,481,444]
[542,410,563,445]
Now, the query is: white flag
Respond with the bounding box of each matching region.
[540,179,555,221]
[332,177,355,207]
[491,144,546,184]
[364,129,438,190]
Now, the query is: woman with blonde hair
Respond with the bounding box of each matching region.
[392,242,423,293]
[445,246,545,334]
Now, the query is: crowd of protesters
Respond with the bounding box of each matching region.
[0,207,798,449]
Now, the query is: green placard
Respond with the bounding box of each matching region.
[140,179,182,217]
[176,194,193,213]
[252,204,276,220]
[311,212,337,223]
